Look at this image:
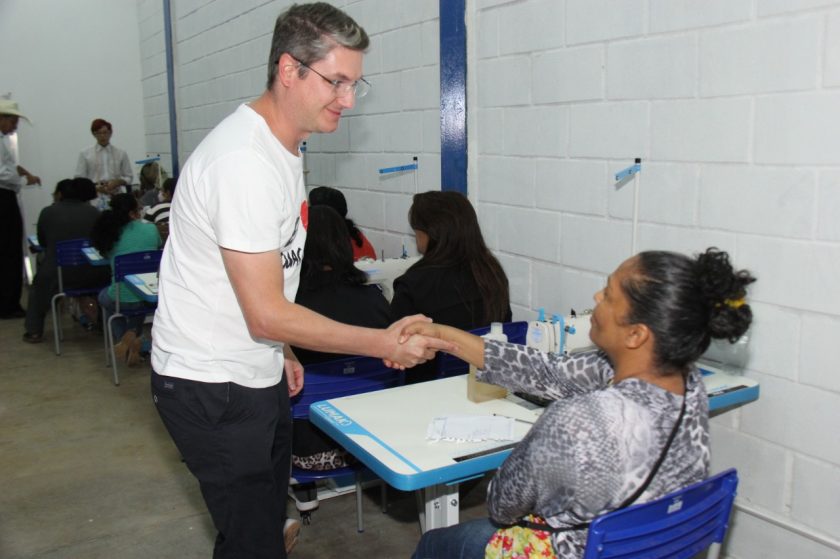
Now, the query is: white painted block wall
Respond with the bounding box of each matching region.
[139,1,840,555]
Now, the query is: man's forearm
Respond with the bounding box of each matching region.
[248,299,394,360]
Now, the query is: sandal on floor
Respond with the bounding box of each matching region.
[113,331,137,363]
[126,336,144,367]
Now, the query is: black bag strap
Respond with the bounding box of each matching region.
[517,388,688,534]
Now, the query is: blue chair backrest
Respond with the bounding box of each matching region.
[437,320,529,378]
[582,468,739,559]
[55,238,95,268]
[113,250,163,282]
[291,356,405,420]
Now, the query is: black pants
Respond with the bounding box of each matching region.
[151,372,292,559]
[0,188,24,314]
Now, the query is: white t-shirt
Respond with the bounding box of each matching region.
[151,104,307,388]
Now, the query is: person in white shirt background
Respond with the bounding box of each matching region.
[0,98,40,319]
[74,117,132,210]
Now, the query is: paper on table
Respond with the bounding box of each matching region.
[426,415,515,443]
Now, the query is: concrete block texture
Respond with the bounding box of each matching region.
[700,18,820,97]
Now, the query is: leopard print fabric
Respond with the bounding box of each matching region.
[479,341,710,558]
[292,450,356,471]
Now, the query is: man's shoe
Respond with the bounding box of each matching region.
[22,332,44,344]
[284,517,301,555]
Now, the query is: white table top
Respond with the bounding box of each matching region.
[124,272,158,303]
[355,256,420,301]
[311,375,536,491]
[81,246,109,266]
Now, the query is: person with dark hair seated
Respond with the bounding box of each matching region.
[143,177,177,243]
[392,190,511,382]
[91,193,161,365]
[308,185,376,261]
[23,178,109,343]
[290,204,392,470]
[406,248,756,559]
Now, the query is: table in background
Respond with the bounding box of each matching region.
[355,256,420,301]
[27,234,42,253]
[124,272,158,303]
[311,365,759,532]
[82,246,109,266]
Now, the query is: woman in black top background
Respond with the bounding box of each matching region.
[392,191,511,382]
[290,205,392,472]
[290,204,391,364]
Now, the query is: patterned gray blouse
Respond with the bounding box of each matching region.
[478,341,710,558]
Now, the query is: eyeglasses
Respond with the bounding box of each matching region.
[290,56,371,99]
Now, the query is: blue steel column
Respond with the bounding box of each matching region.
[163,0,180,176]
[439,0,467,194]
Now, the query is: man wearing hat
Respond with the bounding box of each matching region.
[0,98,41,319]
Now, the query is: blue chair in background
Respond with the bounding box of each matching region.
[105,249,162,386]
[50,238,110,356]
[582,468,739,559]
[437,320,529,378]
[290,355,405,532]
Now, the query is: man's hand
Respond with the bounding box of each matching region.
[284,353,304,397]
[24,173,40,186]
[97,180,121,195]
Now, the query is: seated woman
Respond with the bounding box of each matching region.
[23,178,109,343]
[91,193,161,366]
[392,191,511,382]
[308,186,376,261]
[290,205,392,450]
[288,205,392,512]
[137,161,168,207]
[407,248,755,559]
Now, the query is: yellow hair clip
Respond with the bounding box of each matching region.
[724,298,746,309]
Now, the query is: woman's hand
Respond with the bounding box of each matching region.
[398,321,439,341]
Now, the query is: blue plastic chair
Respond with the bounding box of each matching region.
[50,238,111,356]
[437,320,529,378]
[105,249,162,386]
[582,469,739,559]
[291,355,405,532]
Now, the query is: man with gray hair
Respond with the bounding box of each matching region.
[0,98,40,319]
[150,4,450,557]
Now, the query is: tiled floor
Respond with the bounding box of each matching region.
[0,309,489,558]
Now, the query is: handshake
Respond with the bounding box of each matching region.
[382,315,459,370]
